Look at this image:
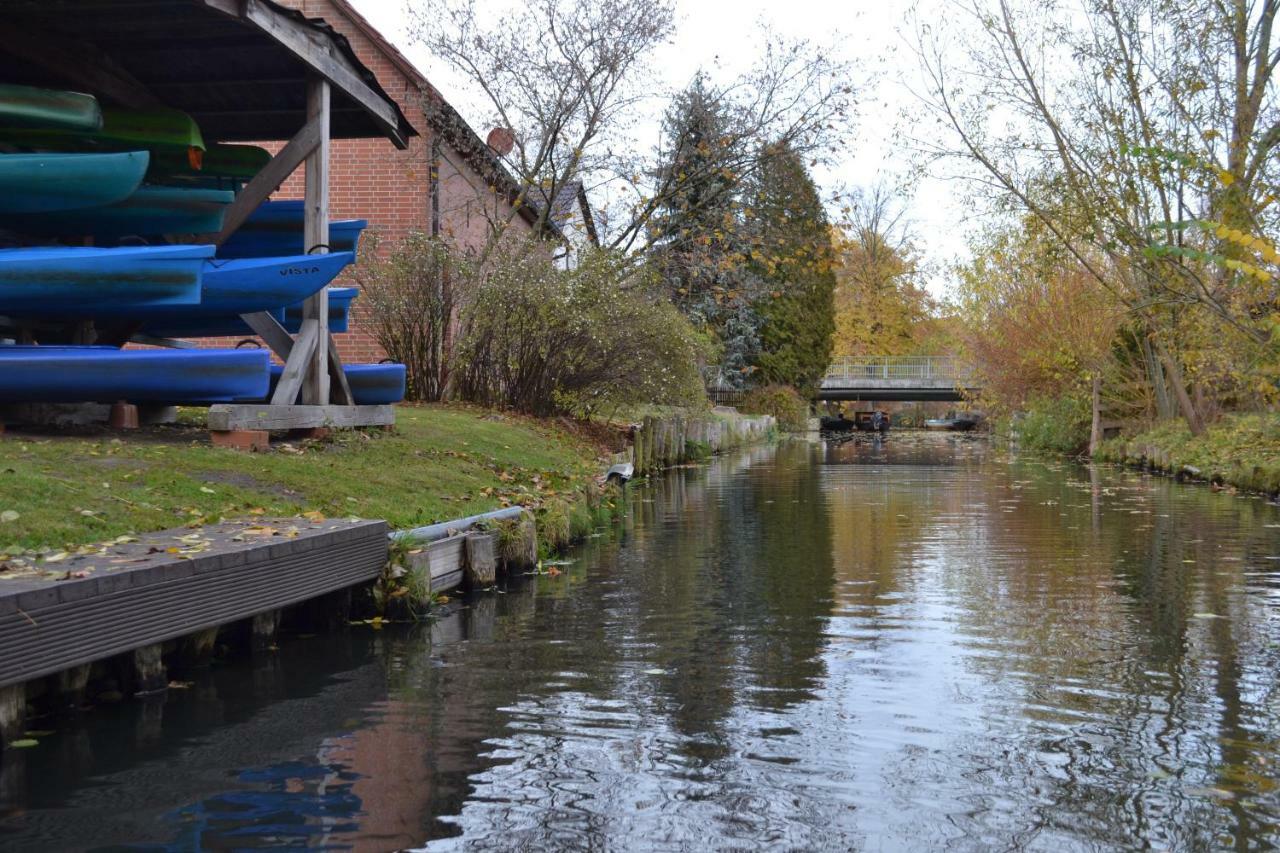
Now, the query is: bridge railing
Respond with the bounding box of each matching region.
[824,356,969,382]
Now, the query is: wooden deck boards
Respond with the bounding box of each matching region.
[0,517,388,689]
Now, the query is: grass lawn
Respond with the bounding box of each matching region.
[1098,413,1280,492]
[0,404,607,552]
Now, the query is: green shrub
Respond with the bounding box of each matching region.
[1015,395,1091,455]
[455,242,709,417]
[741,384,809,431]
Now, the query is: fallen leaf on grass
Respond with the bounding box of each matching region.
[0,510,19,523]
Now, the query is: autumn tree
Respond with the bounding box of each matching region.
[831,186,933,356]
[916,0,1280,434]
[745,144,836,391]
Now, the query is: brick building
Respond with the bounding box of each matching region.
[202,0,563,364]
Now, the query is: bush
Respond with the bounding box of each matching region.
[741,384,809,431]
[1014,394,1090,455]
[455,243,709,417]
[355,232,468,402]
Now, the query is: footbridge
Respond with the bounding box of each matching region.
[819,356,979,402]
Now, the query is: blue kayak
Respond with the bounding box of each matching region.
[0,151,149,214]
[0,244,213,311]
[139,286,358,339]
[2,185,234,238]
[220,200,367,258]
[269,362,405,405]
[0,346,270,403]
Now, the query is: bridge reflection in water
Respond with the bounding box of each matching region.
[819,355,979,401]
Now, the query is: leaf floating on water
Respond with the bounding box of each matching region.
[7,739,38,749]
[643,668,667,675]
[1193,612,1224,619]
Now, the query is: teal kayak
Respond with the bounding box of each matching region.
[0,151,148,214]
[0,244,212,311]
[2,185,234,238]
[0,84,101,132]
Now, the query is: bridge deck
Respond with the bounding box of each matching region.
[819,356,979,402]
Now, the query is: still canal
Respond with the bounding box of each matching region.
[2,435,1280,850]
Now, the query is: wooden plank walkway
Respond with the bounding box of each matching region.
[0,517,388,689]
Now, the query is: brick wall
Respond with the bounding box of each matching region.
[186,0,534,368]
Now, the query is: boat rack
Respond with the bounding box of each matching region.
[0,0,419,439]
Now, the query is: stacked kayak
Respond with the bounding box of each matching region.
[142,286,359,338]
[268,363,406,406]
[221,199,368,258]
[0,86,404,410]
[0,347,271,404]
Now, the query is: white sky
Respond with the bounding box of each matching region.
[347,0,968,296]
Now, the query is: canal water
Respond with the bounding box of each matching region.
[2,435,1280,850]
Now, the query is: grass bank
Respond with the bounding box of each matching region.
[1096,413,1280,494]
[0,404,613,554]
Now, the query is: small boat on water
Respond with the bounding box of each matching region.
[0,151,148,213]
[0,244,212,311]
[0,84,101,132]
[220,199,368,258]
[924,414,981,431]
[139,285,358,339]
[0,346,270,403]
[268,362,406,405]
[2,185,235,238]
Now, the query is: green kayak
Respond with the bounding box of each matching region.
[1,184,234,237]
[0,151,149,214]
[0,106,204,157]
[149,143,271,183]
[0,84,101,132]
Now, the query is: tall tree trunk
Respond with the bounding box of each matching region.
[1154,336,1205,436]
[1141,333,1174,419]
[1089,374,1103,457]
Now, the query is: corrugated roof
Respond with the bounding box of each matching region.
[0,0,416,147]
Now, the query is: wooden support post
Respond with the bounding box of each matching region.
[0,684,24,747]
[132,644,166,696]
[54,664,92,710]
[251,610,280,652]
[302,77,331,407]
[465,532,499,588]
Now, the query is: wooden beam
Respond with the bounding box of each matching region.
[210,116,321,246]
[301,78,331,406]
[0,23,164,110]
[239,311,295,361]
[270,318,319,405]
[327,335,354,406]
[208,404,395,431]
[200,0,407,148]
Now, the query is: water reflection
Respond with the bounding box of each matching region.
[0,434,1278,850]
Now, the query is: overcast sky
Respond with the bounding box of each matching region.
[347,0,968,296]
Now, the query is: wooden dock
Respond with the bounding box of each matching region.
[0,517,387,691]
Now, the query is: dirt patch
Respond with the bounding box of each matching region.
[198,470,305,502]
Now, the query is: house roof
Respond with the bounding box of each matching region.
[0,0,416,147]
[549,180,600,246]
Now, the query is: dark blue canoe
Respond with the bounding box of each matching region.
[269,361,405,405]
[220,200,368,259]
[138,285,358,339]
[0,346,270,403]
[2,185,234,238]
[0,244,213,311]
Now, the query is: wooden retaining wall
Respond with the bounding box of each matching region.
[630,411,775,475]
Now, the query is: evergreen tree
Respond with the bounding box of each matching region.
[745,144,836,391]
[650,76,764,387]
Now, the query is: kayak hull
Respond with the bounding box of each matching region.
[0,107,204,155]
[269,362,405,405]
[221,200,367,258]
[0,244,213,311]
[140,286,358,339]
[0,346,270,403]
[2,185,234,238]
[0,84,101,132]
[0,151,148,214]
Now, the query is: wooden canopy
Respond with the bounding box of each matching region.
[0,0,415,147]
